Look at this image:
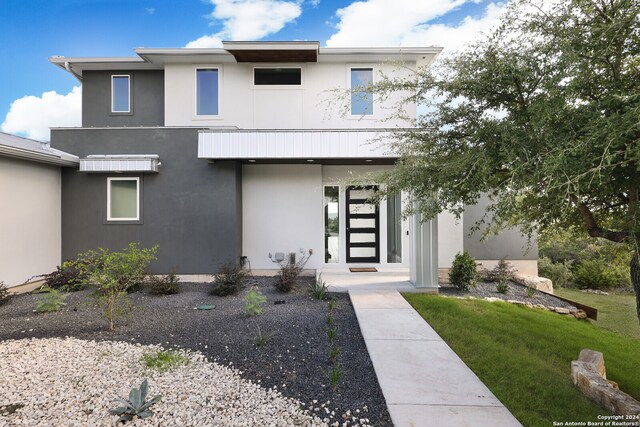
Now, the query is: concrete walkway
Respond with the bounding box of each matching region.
[349,290,522,427]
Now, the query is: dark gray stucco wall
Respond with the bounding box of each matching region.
[463,194,538,260]
[50,128,242,274]
[82,70,164,127]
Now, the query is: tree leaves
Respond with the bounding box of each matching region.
[368,0,640,243]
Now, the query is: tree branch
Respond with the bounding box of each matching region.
[570,195,631,242]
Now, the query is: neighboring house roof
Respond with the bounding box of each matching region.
[49,41,443,80]
[0,132,79,167]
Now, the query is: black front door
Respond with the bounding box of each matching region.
[346,186,380,263]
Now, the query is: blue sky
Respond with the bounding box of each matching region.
[0,0,506,140]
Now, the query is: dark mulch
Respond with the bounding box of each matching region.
[0,277,392,426]
[439,280,578,310]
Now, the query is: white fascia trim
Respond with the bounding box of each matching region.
[222,41,320,51]
[49,56,147,66]
[0,145,79,166]
[319,47,443,55]
[135,48,229,55]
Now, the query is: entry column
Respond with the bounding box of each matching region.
[410,212,438,289]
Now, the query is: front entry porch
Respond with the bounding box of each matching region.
[318,266,440,293]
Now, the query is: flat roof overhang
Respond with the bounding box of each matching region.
[198,129,399,162]
[222,41,320,63]
[79,154,160,173]
[51,44,443,79]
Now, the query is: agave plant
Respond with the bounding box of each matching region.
[110,379,161,424]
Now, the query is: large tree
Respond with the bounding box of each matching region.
[368,0,640,319]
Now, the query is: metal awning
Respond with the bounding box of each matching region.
[197,129,398,160]
[79,154,160,173]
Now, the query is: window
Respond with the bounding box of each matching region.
[350,68,373,115]
[107,177,139,221]
[111,75,130,113]
[254,68,301,85]
[324,186,340,263]
[196,68,219,116]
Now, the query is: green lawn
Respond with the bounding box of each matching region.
[403,294,640,427]
[554,288,640,340]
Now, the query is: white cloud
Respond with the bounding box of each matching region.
[326,0,507,53]
[186,0,302,48]
[186,34,224,48]
[1,86,81,142]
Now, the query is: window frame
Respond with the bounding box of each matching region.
[111,74,131,114]
[253,67,303,87]
[349,66,375,117]
[106,177,140,222]
[194,67,221,118]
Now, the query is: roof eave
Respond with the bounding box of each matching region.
[0,144,79,167]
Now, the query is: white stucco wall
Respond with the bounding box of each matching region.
[0,157,61,287]
[437,210,464,268]
[242,164,323,270]
[164,62,415,129]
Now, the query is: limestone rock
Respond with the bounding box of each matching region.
[571,349,640,416]
[578,349,606,378]
[572,310,588,319]
[512,274,554,294]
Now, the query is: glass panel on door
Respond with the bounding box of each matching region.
[346,185,379,263]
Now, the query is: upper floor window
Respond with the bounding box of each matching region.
[111,75,130,113]
[351,68,373,115]
[196,68,219,116]
[254,68,301,86]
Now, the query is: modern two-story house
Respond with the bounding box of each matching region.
[49,41,537,289]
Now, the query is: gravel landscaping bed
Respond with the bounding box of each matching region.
[0,277,391,426]
[0,337,324,426]
[439,280,578,310]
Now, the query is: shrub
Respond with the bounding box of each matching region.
[35,288,67,313]
[487,258,516,282]
[539,228,631,288]
[496,281,509,294]
[142,350,189,373]
[270,249,312,293]
[42,261,87,292]
[573,259,618,290]
[243,287,267,316]
[525,286,536,298]
[250,320,276,348]
[211,263,247,296]
[328,364,343,392]
[44,250,105,292]
[148,269,181,295]
[0,282,11,306]
[309,275,328,300]
[449,251,477,291]
[89,243,158,330]
[538,256,573,288]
